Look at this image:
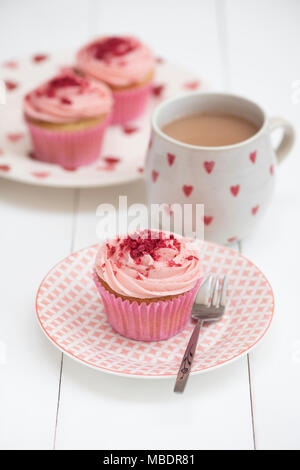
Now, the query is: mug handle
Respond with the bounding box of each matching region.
[268,117,295,164]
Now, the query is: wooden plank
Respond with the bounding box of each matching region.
[0,181,75,449]
[225,0,300,449]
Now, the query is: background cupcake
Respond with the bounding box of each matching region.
[24,70,113,169]
[77,36,155,124]
[93,230,202,341]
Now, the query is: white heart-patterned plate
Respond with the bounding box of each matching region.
[36,241,274,378]
[0,52,208,188]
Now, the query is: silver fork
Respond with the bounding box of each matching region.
[174,274,228,393]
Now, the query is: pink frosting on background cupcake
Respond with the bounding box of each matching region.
[95,230,202,299]
[24,70,112,123]
[77,36,155,87]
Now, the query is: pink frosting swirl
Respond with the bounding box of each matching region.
[24,70,112,123]
[77,36,155,87]
[95,230,202,299]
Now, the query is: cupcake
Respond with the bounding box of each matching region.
[93,230,202,341]
[76,36,155,124]
[24,70,113,169]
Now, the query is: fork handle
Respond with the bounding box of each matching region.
[174,320,203,393]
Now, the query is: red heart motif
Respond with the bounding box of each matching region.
[252,205,259,215]
[123,125,139,135]
[63,167,77,172]
[32,172,49,178]
[0,164,10,172]
[155,57,164,64]
[204,216,213,226]
[104,157,120,165]
[152,170,159,182]
[164,204,174,216]
[183,185,194,197]
[270,165,274,175]
[137,167,144,173]
[250,151,257,164]
[33,54,48,63]
[5,80,18,91]
[204,161,215,174]
[7,132,24,142]
[227,236,237,243]
[184,80,201,90]
[97,156,121,172]
[152,84,165,97]
[167,153,175,166]
[3,60,18,69]
[230,185,240,197]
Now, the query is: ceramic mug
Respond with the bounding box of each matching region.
[145,92,295,244]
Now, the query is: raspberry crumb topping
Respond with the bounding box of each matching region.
[106,243,116,258]
[91,37,137,61]
[42,74,84,99]
[49,75,81,89]
[119,230,181,261]
[60,97,72,105]
[168,260,182,267]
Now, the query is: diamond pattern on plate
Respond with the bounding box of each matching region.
[36,242,274,377]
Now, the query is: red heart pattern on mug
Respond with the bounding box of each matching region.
[252,205,259,215]
[152,170,159,182]
[182,185,193,197]
[167,153,175,166]
[204,216,213,226]
[270,165,274,175]
[230,185,240,197]
[250,151,257,164]
[204,161,215,174]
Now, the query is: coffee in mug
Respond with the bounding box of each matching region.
[161,112,259,147]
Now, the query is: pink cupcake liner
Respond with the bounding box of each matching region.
[26,113,111,170]
[111,81,153,125]
[93,270,202,341]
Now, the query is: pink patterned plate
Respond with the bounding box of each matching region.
[0,52,208,188]
[36,242,274,378]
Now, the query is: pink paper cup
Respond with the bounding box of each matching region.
[26,113,111,170]
[111,81,153,125]
[93,270,202,341]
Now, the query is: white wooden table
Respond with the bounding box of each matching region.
[1,0,300,450]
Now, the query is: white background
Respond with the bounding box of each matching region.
[0,0,300,450]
